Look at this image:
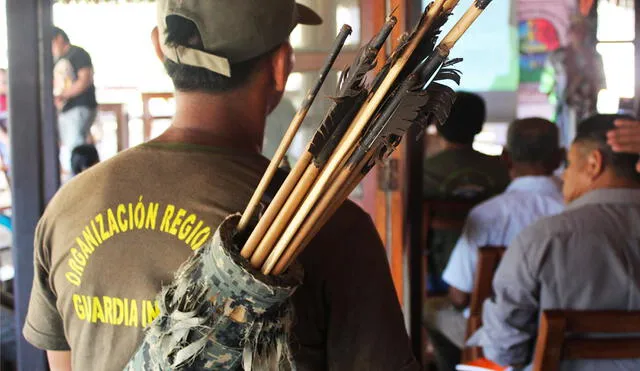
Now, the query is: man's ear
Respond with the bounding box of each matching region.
[271,42,294,94]
[151,27,165,62]
[586,147,605,180]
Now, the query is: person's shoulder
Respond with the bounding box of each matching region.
[68,45,92,65]
[423,149,452,170]
[513,208,579,248]
[464,190,524,231]
[298,199,382,268]
[325,199,374,233]
[313,199,379,249]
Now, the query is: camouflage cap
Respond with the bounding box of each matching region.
[157,0,323,77]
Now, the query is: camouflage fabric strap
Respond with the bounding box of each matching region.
[124,214,303,370]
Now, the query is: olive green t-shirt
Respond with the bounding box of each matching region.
[23,143,418,371]
[423,147,510,200]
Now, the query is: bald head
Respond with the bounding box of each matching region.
[505,118,562,175]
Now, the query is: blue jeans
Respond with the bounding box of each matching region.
[58,106,97,173]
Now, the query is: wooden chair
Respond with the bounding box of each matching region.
[422,199,477,237]
[98,103,129,151]
[417,199,478,364]
[461,246,506,362]
[141,92,174,141]
[421,199,479,295]
[532,310,640,371]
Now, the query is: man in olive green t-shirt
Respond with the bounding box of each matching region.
[23,1,419,370]
[423,92,509,200]
[423,92,509,293]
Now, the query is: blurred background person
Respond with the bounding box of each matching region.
[540,16,605,146]
[52,27,97,178]
[423,92,510,294]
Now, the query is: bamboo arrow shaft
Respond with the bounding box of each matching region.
[443,0,461,13]
[440,1,488,53]
[272,153,373,275]
[266,167,350,274]
[250,164,319,267]
[240,152,312,258]
[259,0,447,275]
[237,25,352,233]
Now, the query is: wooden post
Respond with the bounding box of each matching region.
[635,0,639,117]
[372,0,408,309]
[404,0,428,363]
[7,0,59,369]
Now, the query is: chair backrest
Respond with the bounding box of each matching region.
[141,92,174,141]
[422,199,477,237]
[462,246,506,362]
[421,199,478,292]
[532,310,640,371]
[417,199,478,362]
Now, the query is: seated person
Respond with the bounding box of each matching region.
[423,92,510,293]
[423,92,509,200]
[425,118,565,371]
[70,144,99,175]
[469,114,640,370]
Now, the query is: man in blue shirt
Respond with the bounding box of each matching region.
[425,118,565,371]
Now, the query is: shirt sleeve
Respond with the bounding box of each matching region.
[70,47,93,72]
[466,232,540,367]
[442,207,489,293]
[325,214,420,371]
[22,218,70,351]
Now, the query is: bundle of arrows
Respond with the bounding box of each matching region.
[125,1,494,369]
[238,0,492,275]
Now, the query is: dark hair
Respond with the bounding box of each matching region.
[574,114,640,183]
[437,92,486,145]
[71,144,99,175]
[163,15,273,93]
[507,117,560,166]
[52,27,70,43]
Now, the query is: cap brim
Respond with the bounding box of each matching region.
[295,3,323,25]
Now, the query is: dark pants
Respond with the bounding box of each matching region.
[426,326,461,371]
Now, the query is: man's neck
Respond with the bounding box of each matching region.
[442,141,473,151]
[591,173,640,191]
[510,164,552,180]
[154,90,267,154]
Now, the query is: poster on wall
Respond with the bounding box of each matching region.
[519,17,561,84]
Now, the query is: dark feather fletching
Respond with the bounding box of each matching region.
[399,4,451,83]
[348,52,461,168]
[366,4,452,128]
[369,32,409,93]
[378,82,457,162]
[312,91,368,167]
[413,82,457,134]
[308,17,396,162]
[433,57,463,85]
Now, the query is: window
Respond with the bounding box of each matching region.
[596,0,636,113]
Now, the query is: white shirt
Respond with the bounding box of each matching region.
[442,175,564,316]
